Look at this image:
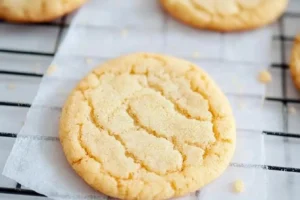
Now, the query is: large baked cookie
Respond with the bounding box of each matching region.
[60,53,236,199]
[290,34,300,90]
[160,0,288,32]
[0,0,87,23]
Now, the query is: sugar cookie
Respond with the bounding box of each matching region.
[60,53,236,199]
[160,0,288,32]
[0,0,87,23]
[290,34,300,90]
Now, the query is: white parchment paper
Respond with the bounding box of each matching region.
[3,1,272,199]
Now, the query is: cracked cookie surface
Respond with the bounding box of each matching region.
[290,34,300,90]
[160,0,288,32]
[60,53,236,200]
[0,0,87,23]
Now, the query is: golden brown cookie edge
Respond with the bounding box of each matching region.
[0,0,87,23]
[160,0,288,32]
[290,35,300,90]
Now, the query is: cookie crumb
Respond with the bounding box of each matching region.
[85,58,93,65]
[258,70,272,84]
[47,65,57,75]
[7,83,16,90]
[233,179,245,193]
[121,29,128,38]
[288,106,297,114]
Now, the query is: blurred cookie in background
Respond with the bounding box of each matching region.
[0,0,87,23]
[160,0,288,32]
[290,34,300,90]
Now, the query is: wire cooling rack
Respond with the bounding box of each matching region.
[0,2,300,200]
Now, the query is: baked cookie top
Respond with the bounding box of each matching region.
[290,35,300,90]
[0,0,87,23]
[160,0,288,32]
[60,53,236,200]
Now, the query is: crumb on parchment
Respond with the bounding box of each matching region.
[258,70,272,84]
[47,65,57,75]
[233,179,245,193]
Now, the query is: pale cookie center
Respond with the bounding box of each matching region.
[192,0,261,15]
[79,72,215,178]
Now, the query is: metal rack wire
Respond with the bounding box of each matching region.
[0,11,299,199]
